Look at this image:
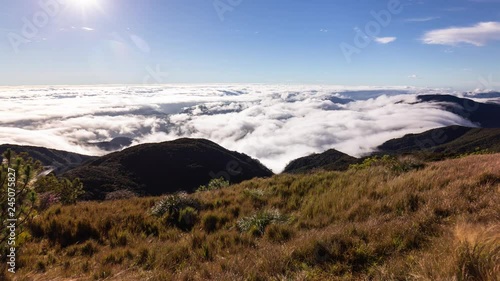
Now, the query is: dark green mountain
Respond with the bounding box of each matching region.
[283,149,358,174]
[89,137,134,151]
[63,138,273,200]
[0,144,96,174]
[377,126,500,160]
[417,95,500,128]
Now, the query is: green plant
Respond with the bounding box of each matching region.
[349,155,425,173]
[237,209,289,235]
[151,192,199,217]
[0,150,40,259]
[177,207,198,231]
[196,177,230,192]
[151,192,200,230]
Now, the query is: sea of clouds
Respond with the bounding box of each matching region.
[0,85,488,172]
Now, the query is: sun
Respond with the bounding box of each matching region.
[70,0,98,9]
[67,0,103,17]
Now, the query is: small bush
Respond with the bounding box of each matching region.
[151,192,200,230]
[350,155,425,173]
[237,209,289,235]
[151,192,199,217]
[197,177,230,192]
[177,207,198,231]
[105,190,137,201]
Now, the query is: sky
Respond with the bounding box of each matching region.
[0,0,500,89]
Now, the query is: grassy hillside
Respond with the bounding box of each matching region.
[6,154,500,280]
[0,144,96,174]
[283,149,358,174]
[378,126,500,160]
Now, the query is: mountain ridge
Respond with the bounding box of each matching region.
[63,138,273,200]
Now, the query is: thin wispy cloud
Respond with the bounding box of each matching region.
[405,16,440,22]
[422,22,500,46]
[81,27,95,31]
[374,37,397,44]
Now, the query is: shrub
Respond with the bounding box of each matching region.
[177,207,198,231]
[37,191,61,211]
[151,192,199,217]
[151,192,200,230]
[350,155,425,173]
[197,177,230,192]
[35,174,85,205]
[237,209,289,235]
[105,190,137,201]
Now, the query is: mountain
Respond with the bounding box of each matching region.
[63,138,273,200]
[417,94,500,128]
[465,91,500,99]
[283,149,358,173]
[88,137,134,151]
[0,144,96,174]
[377,125,500,159]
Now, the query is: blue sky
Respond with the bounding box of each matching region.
[1,0,499,89]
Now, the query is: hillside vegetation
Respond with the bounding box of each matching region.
[283,149,358,173]
[378,126,500,160]
[63,138,273,200]
[5,154,500,280]
[0,144,96,174]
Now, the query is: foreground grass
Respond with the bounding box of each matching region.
[5,154,500,280]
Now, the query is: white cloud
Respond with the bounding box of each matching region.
[408,74,419,79]
[0,85,479,172]
[422,21,500,46]
[374,37,397,44]
[81,27,94,31]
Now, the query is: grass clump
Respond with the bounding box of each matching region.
[196,177,230,192]
[237,209,289,236]
[456,241,499,281]
[201,212,229,233]
[151,192,200,231]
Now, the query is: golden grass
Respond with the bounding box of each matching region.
[3,154,499,280]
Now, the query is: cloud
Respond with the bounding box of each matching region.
[422,22,500,46]
[405,17,440,22]
[81,27,95,31]
[408,74,419,79]
[0,85,482,172]
[374,37,397,44]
